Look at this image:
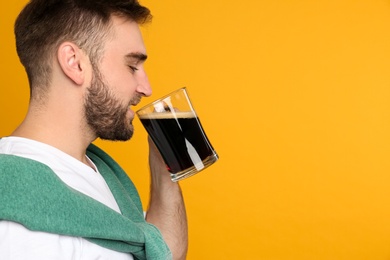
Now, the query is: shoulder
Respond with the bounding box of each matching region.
[0,154,52,173]
[0,154,61,194]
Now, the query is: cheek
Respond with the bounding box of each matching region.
[102,66,137,96]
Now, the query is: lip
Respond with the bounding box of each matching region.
[128,96,141,116]
[128,107,135,117]
[128,102,139,116]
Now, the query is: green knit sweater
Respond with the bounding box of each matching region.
[0,144,172,260]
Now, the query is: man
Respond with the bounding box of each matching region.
[0,0,188,259]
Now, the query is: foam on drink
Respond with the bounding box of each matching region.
[138,111,196,120]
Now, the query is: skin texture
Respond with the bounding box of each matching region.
[12,15,188,259]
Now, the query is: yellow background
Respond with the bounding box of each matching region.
[2,0,390,259]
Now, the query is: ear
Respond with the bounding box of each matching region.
[57,42,87,86]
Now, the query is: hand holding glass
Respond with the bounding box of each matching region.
[136,88,218,182]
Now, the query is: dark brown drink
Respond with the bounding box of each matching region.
[139,111,218,174]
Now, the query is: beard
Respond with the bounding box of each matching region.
[84,68,139,141]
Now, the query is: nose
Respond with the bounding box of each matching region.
[136,71,152,97]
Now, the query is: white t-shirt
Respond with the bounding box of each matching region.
[0,137,134,260]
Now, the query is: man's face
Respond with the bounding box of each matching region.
[84,16,151,141]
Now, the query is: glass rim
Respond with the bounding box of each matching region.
[136,87,187,114]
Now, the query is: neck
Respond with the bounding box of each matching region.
[12,97,96,166]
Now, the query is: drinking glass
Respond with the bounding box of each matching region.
[136,87,218,181]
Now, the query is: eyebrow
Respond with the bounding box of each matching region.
[125,52,148,63]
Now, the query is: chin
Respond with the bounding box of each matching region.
[97,125,134,142]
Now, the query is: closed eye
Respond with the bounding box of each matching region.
[128,65,139,73]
